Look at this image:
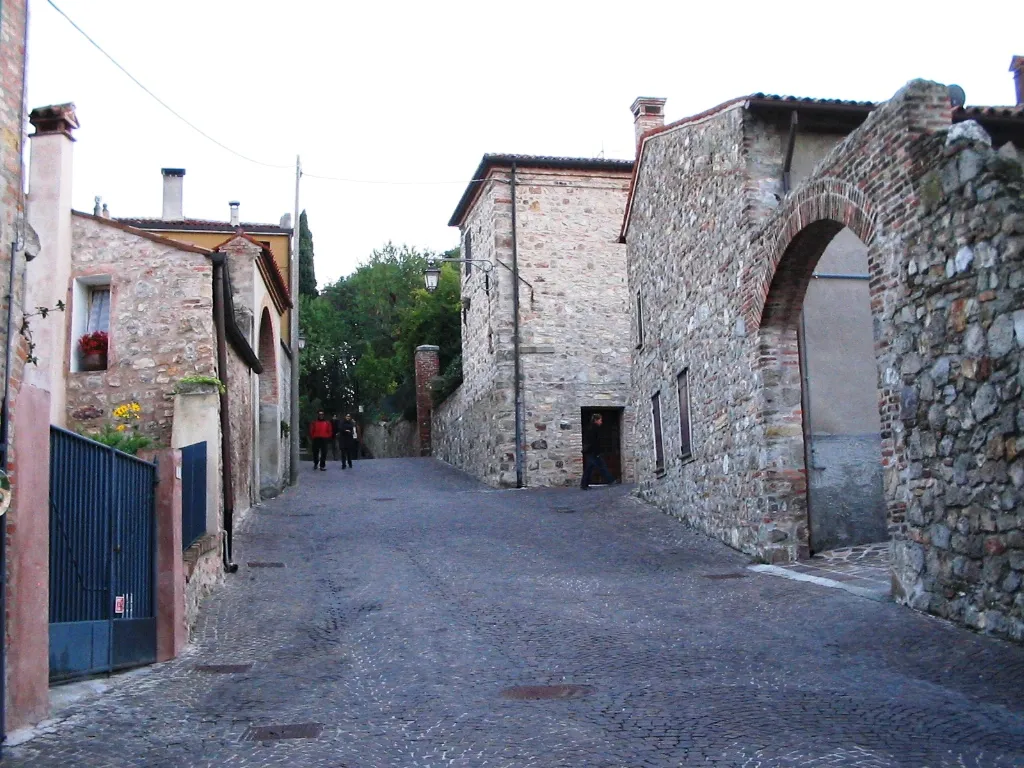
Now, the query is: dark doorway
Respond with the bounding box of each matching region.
[580,407,622,483]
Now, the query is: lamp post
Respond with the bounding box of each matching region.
[423,256,493,292]
[297,331,306,351]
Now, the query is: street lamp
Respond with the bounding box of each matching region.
[297,331,306,351]
[423,256,493,293]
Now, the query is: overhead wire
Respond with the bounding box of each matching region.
[45,0,633,190]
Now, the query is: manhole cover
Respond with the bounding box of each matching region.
[195,663,253,674]
[500,684,593,700]
[248,562,285,568]
[703,573,748,580]
[242,723,323,741]
[373,497,395,502]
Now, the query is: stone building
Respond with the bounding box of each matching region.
[432,154,635,487]
[20,104,293,678]
[624,77,1024,641]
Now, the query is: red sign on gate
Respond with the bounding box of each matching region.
[114,595,125,615]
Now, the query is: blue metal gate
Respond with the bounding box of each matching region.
[48,426,157,682]
[181,441,207,550]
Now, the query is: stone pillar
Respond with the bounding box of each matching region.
[414,345,440,457]
[151,448,186,662]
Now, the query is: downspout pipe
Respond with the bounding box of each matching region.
[211,253,238,573]
[0,240,15,747]
[510,165,524,488]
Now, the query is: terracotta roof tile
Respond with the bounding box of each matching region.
[116,217,292,235]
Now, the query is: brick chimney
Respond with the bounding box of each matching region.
[26,103,79,423]
[414,345,440,456]
[1011,56,1024,106]
[630,97,667,150]
[161,168,185,220]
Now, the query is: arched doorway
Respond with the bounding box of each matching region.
[257,308,281,496]
[759,217,888,556]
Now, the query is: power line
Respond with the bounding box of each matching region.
[45,0,292,170]
[45,1,634,190]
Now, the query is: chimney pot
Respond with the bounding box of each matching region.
[229,201,240,227]
[29,103,79,139]
[161,168,186,221]
[630,97,667,152]
[1010,55,1024,106]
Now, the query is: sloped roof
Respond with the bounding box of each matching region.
[72,210,213,254]
[116,217,292,235]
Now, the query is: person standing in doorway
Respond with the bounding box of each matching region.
[330,413,343,461]
[340,413,358,469]
[309,410,333,471]
[581,413,616,489]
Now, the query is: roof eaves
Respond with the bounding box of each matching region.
[448,153,633,228]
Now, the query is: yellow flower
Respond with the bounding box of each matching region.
[116,424,127,432]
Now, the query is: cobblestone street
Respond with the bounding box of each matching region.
[8,458,1024,767]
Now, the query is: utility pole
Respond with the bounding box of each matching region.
[289,155,301,485]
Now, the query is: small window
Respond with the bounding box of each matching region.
[87,288,110,333]
[652,391,665,474]
[635,290,644,349]
[677,369,692,460]
[464,231,473,276]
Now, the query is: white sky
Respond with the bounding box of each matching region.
[26,0,1023,287]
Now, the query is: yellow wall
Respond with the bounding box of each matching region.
[142,229,292,343]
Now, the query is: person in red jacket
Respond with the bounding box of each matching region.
[309,410,334,471]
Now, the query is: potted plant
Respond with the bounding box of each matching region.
[78,331,109,371]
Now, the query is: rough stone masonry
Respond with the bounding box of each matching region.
[626,79,1023,642]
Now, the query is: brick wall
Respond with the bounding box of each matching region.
[66,215,217,445]
[414,345,439,456]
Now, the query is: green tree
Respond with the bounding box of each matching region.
[298,210,318,298]
[300,242,462,423]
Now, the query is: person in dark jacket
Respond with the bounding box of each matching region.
[330,414,343,461]
[581,413,616,489]
[309,411,333,471]
[340,413,358,469]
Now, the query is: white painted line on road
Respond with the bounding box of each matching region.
[747,564,891,602]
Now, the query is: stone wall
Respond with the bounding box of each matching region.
[362,418,419,459]
[889,125,1024,641]
[627,79,1022,640]
[66,215,217,445]
[433,381,515,485]
[227,342,254,515]
[183,532,222,637]
[434,164,634,487]
[627,102,759,550]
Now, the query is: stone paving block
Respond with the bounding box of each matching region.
[5,458,1024,767]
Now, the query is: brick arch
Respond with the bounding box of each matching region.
[751,179,888,558]
[257,307,278,405]
[744,178,878,333]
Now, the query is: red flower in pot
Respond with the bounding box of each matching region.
[78,331,108,371]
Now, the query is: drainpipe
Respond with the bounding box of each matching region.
[211,253,238,573]
[782,111,798,194]
[510,164,524,488]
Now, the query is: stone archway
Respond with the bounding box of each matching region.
[753,181,889,557]
[257,308,281,496]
